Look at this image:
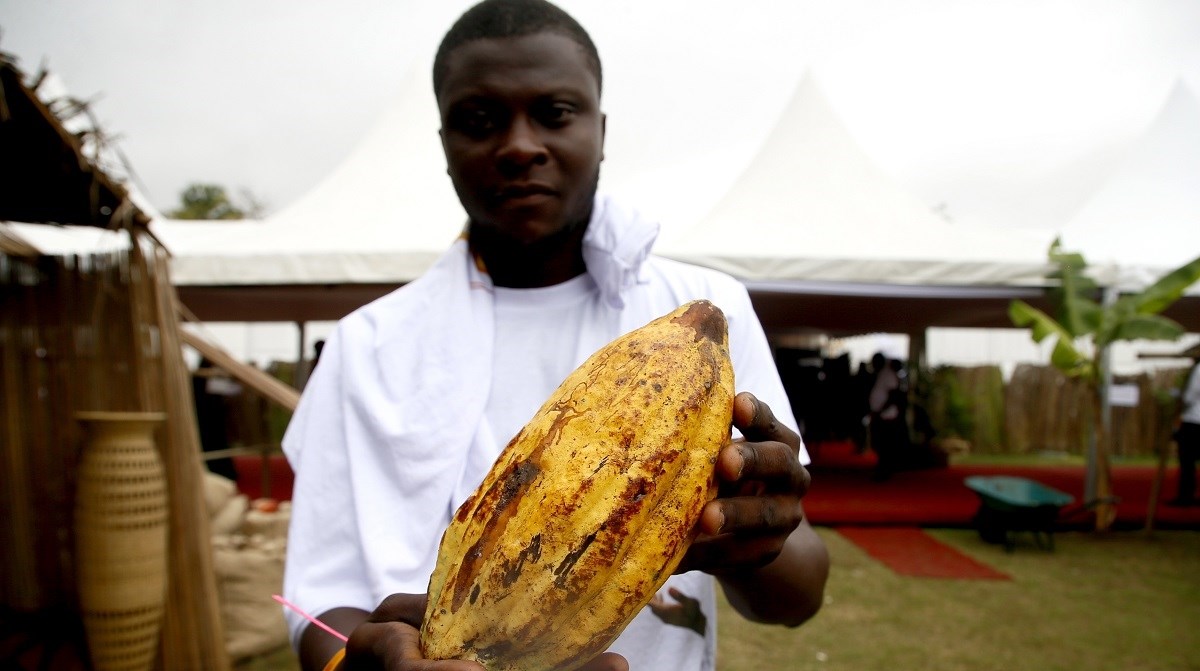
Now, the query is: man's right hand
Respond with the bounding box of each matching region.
[327,593,628,671]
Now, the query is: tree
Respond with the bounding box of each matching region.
[1009,240,1200,530]
[170,183,256,220]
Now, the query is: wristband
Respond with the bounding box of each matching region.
[322,647,346,671]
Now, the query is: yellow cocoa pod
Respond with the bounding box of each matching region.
[421,299,735,670]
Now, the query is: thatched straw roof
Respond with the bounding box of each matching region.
[0,53,149,230]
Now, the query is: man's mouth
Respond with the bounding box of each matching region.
[496,183,556,204]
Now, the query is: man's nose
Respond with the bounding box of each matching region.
[496,117,548,171]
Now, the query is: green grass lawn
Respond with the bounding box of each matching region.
[236,528,1200,671]
[719,528,1200,671]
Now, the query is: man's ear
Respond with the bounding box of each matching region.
[600,112,607,162]
[439,127,450,174]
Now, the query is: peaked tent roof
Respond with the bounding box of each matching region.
[658,74,1055,288]
[1059,80,1200,293]
[158,71,1065,331]
[157,63,466,287]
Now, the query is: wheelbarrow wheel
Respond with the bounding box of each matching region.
[973,507,1009,546]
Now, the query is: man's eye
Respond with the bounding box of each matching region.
[453,108,496,135]
[538,103,576,126]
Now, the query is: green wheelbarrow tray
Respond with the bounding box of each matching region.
[965,475,1075,510]
[963,475,1101,552]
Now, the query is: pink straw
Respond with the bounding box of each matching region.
[273,594,350,643]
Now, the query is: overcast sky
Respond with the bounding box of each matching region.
[3,0,1199,231]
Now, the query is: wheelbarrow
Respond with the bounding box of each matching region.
[963,475,1078,552]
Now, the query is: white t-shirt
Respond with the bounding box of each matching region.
[486,274,603,450]
[1182,364,1200,425]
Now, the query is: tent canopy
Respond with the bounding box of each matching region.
[156,65,465,288]
[657,75,1057,289]
[1060,80,1200,293]
[154,72,1071,335]
[13,65,1194,335]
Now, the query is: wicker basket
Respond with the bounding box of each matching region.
[74,411,168,671]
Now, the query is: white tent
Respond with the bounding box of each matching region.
[655,75,1058,335]
[658,74,1056,287]
[1059,80,1200,294]
[157,65,464,288]
[150,71,1064,333]
[911,81,1200,377]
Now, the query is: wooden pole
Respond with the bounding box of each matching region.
[1091,382,1116,532]
[138,242,232,671]
[177,328,300,412]
[1144,437,1172,536]
[296,320,308,390]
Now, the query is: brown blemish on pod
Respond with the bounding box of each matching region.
[450,458,542,611]
[670,300,727,345]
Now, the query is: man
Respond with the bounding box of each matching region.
[1169,355,1200,506]
[282,2,830,669]
[865,353,909,481]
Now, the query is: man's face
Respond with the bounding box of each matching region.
[437,32,605,246]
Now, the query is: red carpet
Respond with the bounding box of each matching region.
[229,443,1200,533]
[804,440,1200,530]
[837,526,1011,579]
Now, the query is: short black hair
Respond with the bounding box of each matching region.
[433,0,602,99]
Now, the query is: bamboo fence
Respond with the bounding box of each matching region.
[920,365,1007,453]
[1004,364,1091,455]
[1002,364,1183,457]
[915,363,1186,458]
[0,245,231,670]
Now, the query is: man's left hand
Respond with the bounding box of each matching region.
[678,392,810,574]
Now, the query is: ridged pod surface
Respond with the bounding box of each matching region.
[421,300,735,670]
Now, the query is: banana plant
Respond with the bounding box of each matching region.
[1009,240,1200,530]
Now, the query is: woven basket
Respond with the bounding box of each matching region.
[74,411,169,671]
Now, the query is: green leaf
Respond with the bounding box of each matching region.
[1109,314,1185,343]
[1050,339,1092,378]
[1132,255,1200,315]
[1074,299,1103,334]
[1047,239,1100,336]
[1009,300,1060,343]
[1095,297,1133,347]
[1017,244,1194,380]
[1009,300,1092,376]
